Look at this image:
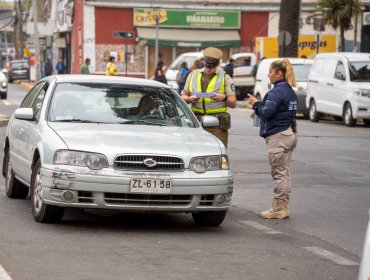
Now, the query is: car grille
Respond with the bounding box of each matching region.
[114,155,184,171]
[104,193,192,206]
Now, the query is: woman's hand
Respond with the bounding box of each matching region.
[247,94,257,106]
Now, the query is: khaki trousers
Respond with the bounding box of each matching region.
[205,127,228,148]
[265,127,297,200]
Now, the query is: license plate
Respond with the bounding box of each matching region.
[130,178,172,194]
[14,70,26,74]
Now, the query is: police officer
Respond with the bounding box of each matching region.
[182,47,236,147]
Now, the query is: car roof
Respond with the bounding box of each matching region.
[11,60,28,63]
[316,52,370,60]
[50,74,172,88]
[260,57,314,65]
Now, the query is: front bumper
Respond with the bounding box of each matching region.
[40,166,234,213]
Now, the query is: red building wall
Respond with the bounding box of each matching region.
[71,0,84,74]
[95,8,136,45]
[240,12,269,55]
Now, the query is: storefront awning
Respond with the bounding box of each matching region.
[137,28,240,48]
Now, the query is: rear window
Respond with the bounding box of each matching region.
[170,55,200,70]
[11,61,29,68]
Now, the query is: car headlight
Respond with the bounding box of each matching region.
[189,155,229,173]
[354,89,370,97]
[53,150,108,170]
[1,81,7,88]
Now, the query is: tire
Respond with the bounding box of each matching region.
[9,79,13,83]
[4,148,29,199]
[309,99,321,122]
[0,93,6,100]
[343,103,357,127]
[192,211,227,227]
[334,116,342,121]
[364,119,370,127]
[31,160,64,223]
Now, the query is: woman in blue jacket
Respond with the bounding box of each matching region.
[248,58,298,219]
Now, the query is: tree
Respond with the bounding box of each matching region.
[318,0,363,52]
[278,0,302,57]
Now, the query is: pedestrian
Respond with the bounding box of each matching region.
[183,59,203,83]
[176,61,188,94]
[247,58,298,219]
[154,61,167,84]
[106,56,118,76]
[252,57,266,79]
[224,58,235,78]
[56,58,65,74]
[182,47,236,148]
[43,57,53,77]
[80,58,91,74]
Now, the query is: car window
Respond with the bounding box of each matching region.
[49,83,197,127]
[334,61,346,80]
[170,55,200,70]
[349,61,370,82]
[21,82,46,108]
[31,83,49,121]
[292,64,312,82]
[11,61,29,68]
[234,56,251,68]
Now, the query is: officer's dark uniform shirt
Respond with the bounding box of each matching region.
[253,79,297,138]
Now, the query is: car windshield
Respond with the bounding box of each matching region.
[292,64,311,82]
[349,61,370,82]
[170,55,199,70]
[48,82,197,127]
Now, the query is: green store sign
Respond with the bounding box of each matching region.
[134,9,240,29]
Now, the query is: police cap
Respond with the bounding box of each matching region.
[203,47,223,64]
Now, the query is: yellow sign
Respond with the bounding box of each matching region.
[134,9,168,26]
[256,35,337,59]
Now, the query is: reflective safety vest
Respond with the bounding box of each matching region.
[189,68,227,114]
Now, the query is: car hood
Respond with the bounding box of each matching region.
[48,123,222,162]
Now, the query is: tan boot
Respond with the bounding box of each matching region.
[261,198,289,219]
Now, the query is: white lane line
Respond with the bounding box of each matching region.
[240,220,282,234]
[2,101,11,106]
[303,247,358,266]
[0,264,12,280]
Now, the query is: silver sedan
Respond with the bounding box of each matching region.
[2,75,233,226]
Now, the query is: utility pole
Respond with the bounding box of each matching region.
[18,0,24,59]
[4,29,9,67]
[154,13,159,69]
[33,0,40,80]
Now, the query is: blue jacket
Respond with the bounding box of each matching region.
[253,80,297,138]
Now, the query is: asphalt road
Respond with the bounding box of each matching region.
[0,83,369,280]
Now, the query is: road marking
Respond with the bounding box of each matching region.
[0,265,12,280]
[2,101,11,106]
[240,220,282,234]
[303,247,358,266]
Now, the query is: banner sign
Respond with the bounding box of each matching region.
[134,8,240,29]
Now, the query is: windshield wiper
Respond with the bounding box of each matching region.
[118,120,169,126]
[53,119,105,123]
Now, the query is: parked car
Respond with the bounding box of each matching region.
[0,70,8,99]
[2,75,233,226]
[306,52,370,126]
[7,59,30,83]
[358,208,370,280]
[253,58,313,117]
[229,52,257,100]
[165,52,203,90]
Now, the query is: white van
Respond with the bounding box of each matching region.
[254,58,313,117]
[165,52,203,90]
[306,52,370,126]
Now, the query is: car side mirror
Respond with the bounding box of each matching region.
[335,71,346,81]
[201,115,219,127]
[14,108,34,120]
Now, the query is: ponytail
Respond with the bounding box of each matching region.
[270,58,297,88]
[283,58,297,88]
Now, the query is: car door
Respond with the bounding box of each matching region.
[316,58,338,114]
[11,81,48,183]
[329,60,348,116]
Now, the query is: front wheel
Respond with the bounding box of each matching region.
[31,160,64,223]
[309,99,321,122]
[363,119,370,127]
[4,148,28,198]
[343,103,357,127]
[192,211,227,227]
